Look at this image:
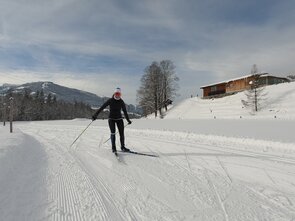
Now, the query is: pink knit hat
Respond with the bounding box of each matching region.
[114,87,121,100]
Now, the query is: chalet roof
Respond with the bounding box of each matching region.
[200,73,268,88]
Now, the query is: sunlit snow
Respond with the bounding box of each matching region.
[1,82,295,220]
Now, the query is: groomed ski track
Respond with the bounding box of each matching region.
[8,121,295,220]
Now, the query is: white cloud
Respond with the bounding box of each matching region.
[1,0,295,104]
[183,23,295,82]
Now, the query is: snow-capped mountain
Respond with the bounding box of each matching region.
[0,81,142,115]
[0,81,107,106]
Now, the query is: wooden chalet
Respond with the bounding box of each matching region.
[200,73,289,98]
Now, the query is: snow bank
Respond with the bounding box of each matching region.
[127,128,295,156]
[0,127,47,221]
[126,118,295,143]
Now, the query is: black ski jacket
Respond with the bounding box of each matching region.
[93,97,130,121]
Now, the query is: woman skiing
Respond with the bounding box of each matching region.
[92,87,132,153]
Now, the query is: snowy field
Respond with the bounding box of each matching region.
[166,81,295,120]
[1,118,294,221]
[1,82,295,221]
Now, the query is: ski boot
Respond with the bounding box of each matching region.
[121,147,130,152]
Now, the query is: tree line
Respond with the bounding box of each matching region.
[0,89,98,121]
[137,60,179,117]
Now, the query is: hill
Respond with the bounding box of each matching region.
[165,81,295,119]
[0,81,107,107]
[0,81,142,115]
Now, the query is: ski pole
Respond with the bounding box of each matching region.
[70,120,94,147]
[103,123,129,144]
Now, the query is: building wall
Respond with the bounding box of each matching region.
[202,83,226,97]
[202,87,210,97]
[266,76,289,85]
[201,75,289,98]
[226,77,252,93]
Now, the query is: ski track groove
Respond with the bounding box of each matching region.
[54,142,119,220]
[83,147,147,221]
[204,169,229,221]
[16,123,295,220]
[71,135,139,220]
[129,133,295,166]
[63,163,84,221]
[44,136,102,221]
[20,126,124,221]
[135,135,241,220]
[102,143,188,220]
[125,140,202,219]
[138,141,216,211]
[130,131,295,188]
[138,137,229,185]
[246,186,295,217]
[139,139,234,215]
[70,150,129,220]
[130,132,295,219]
[52,139,87,221]
[133,132,295,190]
[216,156,233,184]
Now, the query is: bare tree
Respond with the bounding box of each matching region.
[137,62,161,117]
[137,60,179,117]
[242,64,267,113]
[159,60,179,112]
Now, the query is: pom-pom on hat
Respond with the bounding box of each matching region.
[114,87,121,93]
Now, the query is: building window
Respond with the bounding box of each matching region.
[211,86,217,92]
[226,83,232,88]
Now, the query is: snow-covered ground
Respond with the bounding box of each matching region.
[166,81,295,120]
[1,82,295,220]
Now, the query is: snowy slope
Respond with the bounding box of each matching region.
[165,82,295,119]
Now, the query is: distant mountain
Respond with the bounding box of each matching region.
[0,81,108,107]
[0,82,142,116]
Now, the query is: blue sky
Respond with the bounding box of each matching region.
[0,0,295,104]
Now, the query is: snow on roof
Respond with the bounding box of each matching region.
[200,73,269,88]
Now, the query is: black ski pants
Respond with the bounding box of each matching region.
[108,119,125,151]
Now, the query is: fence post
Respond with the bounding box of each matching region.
[3,102,6,126]
[9,97,14,133]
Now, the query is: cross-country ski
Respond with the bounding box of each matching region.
[118,150,159,157]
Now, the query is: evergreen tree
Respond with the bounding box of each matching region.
[1,91,94,121]
[242,64,267,113]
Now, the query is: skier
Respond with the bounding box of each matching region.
[92,87,132,153]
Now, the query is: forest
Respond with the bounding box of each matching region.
[0,89,103,121]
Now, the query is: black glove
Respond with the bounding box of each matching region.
[92,115,97,121]
[127,120,132,125]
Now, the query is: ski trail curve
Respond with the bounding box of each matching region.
[18,125,127,221]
